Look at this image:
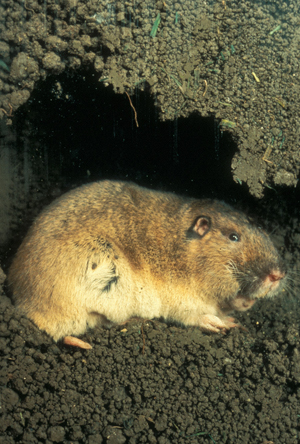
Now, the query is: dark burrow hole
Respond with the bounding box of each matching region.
[14,67,248,201]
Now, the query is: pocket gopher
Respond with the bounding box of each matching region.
[8,180,286,349]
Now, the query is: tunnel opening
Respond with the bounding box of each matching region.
[13,66,246,200]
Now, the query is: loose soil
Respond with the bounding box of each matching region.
[0,289,300,444]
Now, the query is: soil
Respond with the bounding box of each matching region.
[1,290,300,444]
[0,0,300,197]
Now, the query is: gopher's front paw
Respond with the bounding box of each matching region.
[199,314,240,333]
[230,296,256,312]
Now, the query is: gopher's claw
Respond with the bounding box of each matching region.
[199,314,241,333]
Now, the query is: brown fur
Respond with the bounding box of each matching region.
[8,180,286,343]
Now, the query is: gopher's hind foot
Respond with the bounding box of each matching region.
[63,336,92,349]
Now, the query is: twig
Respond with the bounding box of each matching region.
[203,80,208,97]
[0,103,13,117]
[262,146,274,164]
[24,1,34,13]
[125,91,139,127]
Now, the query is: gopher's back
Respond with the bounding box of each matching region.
[18,180,189,270]
[11,180,187,263]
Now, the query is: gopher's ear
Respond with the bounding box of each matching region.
[193,216,211,237]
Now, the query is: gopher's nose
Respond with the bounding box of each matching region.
[267,270,286,283]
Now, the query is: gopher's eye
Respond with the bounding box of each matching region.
[229,233,240,242]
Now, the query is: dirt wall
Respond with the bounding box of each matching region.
[0,0,299,199]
